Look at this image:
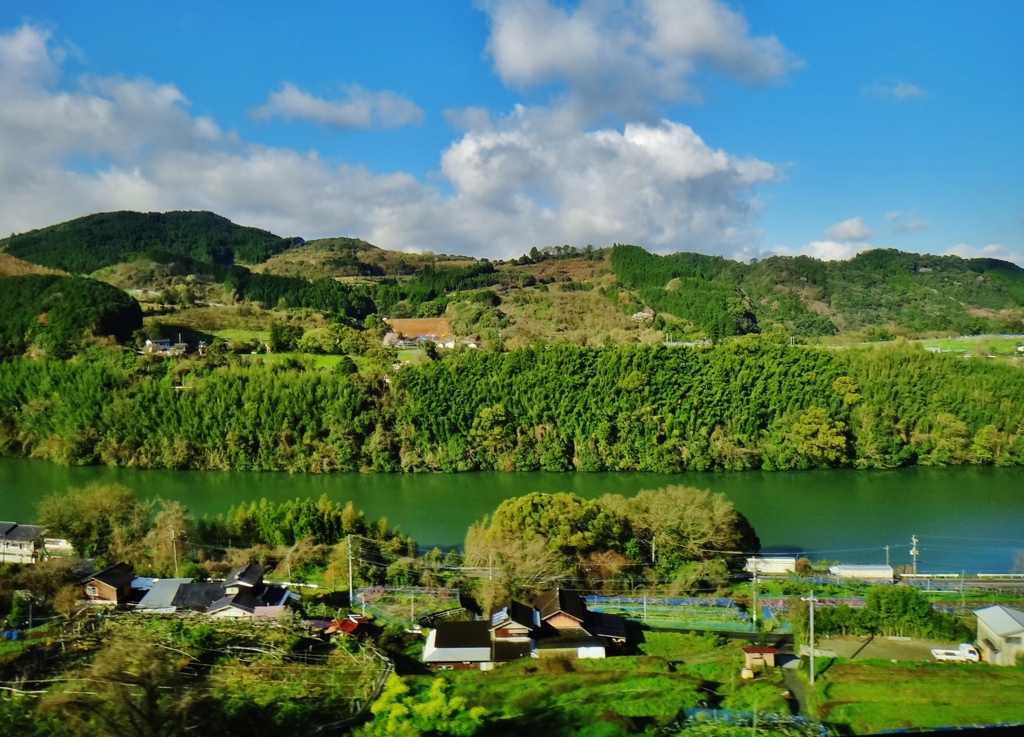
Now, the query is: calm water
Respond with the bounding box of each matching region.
[1,458,1022,573]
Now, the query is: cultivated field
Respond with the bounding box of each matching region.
[385,317,452,338]
[811,661,1024,733]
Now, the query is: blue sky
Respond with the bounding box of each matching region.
[0,1,1021,262]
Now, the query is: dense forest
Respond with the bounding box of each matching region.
[229,271,376,320]
[1,211,300,273]
[611,244,1024,338]
[1,341,1022,473]
[0,275,142,359]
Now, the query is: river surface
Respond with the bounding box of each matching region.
[2,458,1022,573]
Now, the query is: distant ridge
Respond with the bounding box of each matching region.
[0,210,301,274]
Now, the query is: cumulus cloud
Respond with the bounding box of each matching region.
[481,0,800,124]
[946,243,1024,266]
[0,24,778,259]
[251,82,424,130]
[863,80,927,101]
[824,216,872,242]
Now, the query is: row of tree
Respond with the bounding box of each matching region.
[789,585,969,641]
[2,340,1024,473]
[465,487,758,605]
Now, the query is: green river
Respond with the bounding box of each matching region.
[2,458,1022,573]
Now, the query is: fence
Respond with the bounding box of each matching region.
[585,595,755,632]
[356,586,461,626]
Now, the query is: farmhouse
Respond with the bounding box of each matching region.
[83,563,136,605]
[975,605,1024,666]
[422,588,627,670]
[0,522,47,564]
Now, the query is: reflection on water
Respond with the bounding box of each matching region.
[1,458,1021,572]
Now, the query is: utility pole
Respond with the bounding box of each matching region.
[347,535,354,607]
[752,568,759,628]
[169,525,179,578]
[961,570,966,611]
[801,592,818,685]
[910,536,919,575]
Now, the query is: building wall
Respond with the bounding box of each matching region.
[977,619,1024,666]
[493,625,531,640]
[210,608,250,620]
[544,613,582,629]
[84,580,120,604]
[0,541,37,565]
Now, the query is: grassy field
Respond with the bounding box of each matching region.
[809,660,1024,733]
[915,335,1024,356]
[418,631,791,737]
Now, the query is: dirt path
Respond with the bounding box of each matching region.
[782,667,808,717]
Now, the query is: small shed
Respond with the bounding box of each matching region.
[745,557,797,576]
[741,646,778,670]
[975,605,1024,666]
[828,564,894,582]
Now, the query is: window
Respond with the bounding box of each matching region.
[85,585,99,597]
[1006,637,1022,645]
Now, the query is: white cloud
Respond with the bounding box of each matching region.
[481,0,800,124]
[863,80,927,101]
[251,82,424,130]
[884,209,929,233]
[824,216,872,242]
[946,243,1023,266]
[767,240,872,263]
[895,219,929,233]
[0,25,778,260]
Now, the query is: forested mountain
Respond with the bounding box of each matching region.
[1,211,301,273]
[611,245,1024,338]
[1,341,1021,472]
[0,275,142,358]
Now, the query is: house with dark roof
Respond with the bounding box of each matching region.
[0,522,47,565]
[225,562,264,589]
[976,605,1024,665]
[535,588,588,629]
[422,589,627,670]
[423,621,495,669]
[134,563,297,617]
[136,578,194,613]
[83,563,136,605]
[171,582,229,612]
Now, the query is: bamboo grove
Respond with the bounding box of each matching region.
[2,339,1023,473]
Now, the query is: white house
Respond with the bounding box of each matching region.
[975,605,1024,665]
[745,557,797,576]
[828,564,894,582]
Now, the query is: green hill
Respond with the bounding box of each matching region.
[0,274,142,358]
[1,211,300,274]
[611,244,1024,337]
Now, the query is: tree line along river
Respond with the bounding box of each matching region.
[1,457,1022,573]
